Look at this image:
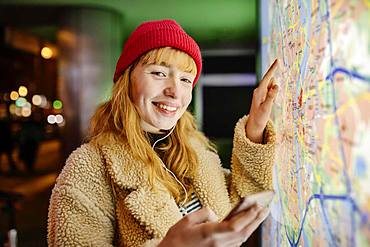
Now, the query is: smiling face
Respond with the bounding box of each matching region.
[130,48,197,133]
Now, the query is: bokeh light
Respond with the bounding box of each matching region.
[10,91,19,101]
[23,102,32,109]
[18,86,28,97]
[32,95,42,106]
[53,100,63,110]
[9,104,16,114]
[55,114,64,124]
[21,107,31,117]
[15,97,27,107]
[15,107,22,116]
[40,95,48,108]
[47,114,56,124]
[41,47,53,59]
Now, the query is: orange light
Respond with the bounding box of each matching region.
[10,91,19,100]
[41,47,53,59]
[18,86,28,97]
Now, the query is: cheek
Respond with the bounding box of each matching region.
[182,90,193,107]
[131,81,147,106]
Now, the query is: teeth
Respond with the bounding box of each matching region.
[157,103,177,111]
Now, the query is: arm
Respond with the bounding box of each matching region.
[227,116,276,203]
[47,144,116,246]
[227,59,279,203]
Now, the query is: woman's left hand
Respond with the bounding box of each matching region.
[246,59,279,143]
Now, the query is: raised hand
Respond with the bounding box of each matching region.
[246,59,279,143]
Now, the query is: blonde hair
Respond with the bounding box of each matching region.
[89,47,215,203]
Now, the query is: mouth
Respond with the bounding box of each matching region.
[152,102,178,114]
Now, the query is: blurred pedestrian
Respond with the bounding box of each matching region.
[18,110,45,173]
[0,103,17,174]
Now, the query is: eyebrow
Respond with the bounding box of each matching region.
[146,62,194,75]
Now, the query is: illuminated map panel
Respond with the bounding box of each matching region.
[260,0,370,246]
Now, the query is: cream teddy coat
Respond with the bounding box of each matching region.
[47,116,275,246]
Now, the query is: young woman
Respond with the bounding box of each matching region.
[48,19,279,247]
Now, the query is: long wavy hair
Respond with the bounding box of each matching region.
[89,47,216,203]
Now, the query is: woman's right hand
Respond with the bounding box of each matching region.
[158,205,270,247]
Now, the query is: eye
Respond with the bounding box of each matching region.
[151,71,166,77]
[181,78,193,84]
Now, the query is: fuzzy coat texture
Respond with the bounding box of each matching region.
[48,116,276,246]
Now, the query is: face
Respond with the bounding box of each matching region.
[130,61,195,133]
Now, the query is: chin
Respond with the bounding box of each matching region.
[153,118,179,131]
[156,122,176,131]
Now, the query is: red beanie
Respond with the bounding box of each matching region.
[113,19,202,86]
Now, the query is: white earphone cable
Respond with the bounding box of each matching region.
[151,126,188,208]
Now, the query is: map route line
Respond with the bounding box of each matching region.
[285,191,368,247]
[319,188,339,247]
[321,2,355,245]
[323,5,355,239]
[325,67,370,83]
[323,1,360,245]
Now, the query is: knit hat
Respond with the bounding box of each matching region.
[113,19,202,86]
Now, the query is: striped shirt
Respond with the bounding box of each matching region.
[179,192,202,216]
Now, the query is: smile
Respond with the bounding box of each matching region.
[153,102,178,112]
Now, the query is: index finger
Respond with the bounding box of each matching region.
[261,58,279,85]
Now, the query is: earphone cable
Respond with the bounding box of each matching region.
[151,126,189,208]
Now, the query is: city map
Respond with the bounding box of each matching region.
[260,0,370,246]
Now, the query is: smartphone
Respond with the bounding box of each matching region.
[224,190,274,221]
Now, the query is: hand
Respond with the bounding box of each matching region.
[246,59,279,143]
[158,206,270,247]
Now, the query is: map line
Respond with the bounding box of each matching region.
[324,0,357,245]
[325,67,370,83]
[286,191,368,247]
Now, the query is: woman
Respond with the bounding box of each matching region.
[48,19,279,246]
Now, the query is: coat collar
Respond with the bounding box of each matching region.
[98,135,231,238]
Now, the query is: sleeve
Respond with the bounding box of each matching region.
[47,145,116,246]
[48,185,115,246]
[227,115,276,203]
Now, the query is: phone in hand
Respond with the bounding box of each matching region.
[224,190,274,221]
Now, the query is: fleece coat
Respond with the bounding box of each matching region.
[47,116,276,246]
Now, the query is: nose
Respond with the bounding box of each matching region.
[163,76,179,98]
